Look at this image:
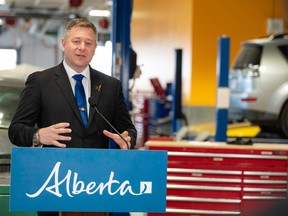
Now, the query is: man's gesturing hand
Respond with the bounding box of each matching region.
[103,130,131,149]
[37,122,72,148]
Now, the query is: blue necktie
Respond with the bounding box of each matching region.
[73,74,88,128]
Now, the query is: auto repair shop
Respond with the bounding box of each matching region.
[1,0,288,216]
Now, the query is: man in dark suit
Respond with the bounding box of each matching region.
[8,18,137,216]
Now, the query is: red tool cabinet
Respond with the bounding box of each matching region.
[145,141,288,216]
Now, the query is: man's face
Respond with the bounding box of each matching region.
[62,26,97,72]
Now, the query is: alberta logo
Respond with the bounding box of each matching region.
[26,162,153,198]
[140,181,152,194]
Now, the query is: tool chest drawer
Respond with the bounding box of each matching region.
[145,141,288,215]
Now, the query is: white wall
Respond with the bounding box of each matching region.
[0,26,58,68]
[0,24,112,74]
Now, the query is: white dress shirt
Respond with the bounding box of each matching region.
[63,60,91,116]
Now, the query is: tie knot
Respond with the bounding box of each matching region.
[73,74,84,82]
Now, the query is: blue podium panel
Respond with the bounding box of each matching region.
[10,148,167,213]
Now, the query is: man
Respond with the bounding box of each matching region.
[8,18,137,216]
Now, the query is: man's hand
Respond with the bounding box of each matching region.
[103,130,131,150]
[38,122,72,148]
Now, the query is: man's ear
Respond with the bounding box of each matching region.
[61,38,66,51]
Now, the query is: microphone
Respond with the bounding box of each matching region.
[88,96,130,149]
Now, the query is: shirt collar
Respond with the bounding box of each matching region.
[63,60,90,80]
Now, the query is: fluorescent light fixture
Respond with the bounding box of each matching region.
[89,10,111,17]
[0,0,5,5]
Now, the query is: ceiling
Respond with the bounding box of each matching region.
[0,0,112,19]
[0,0,112,42]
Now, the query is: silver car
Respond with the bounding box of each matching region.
[0,76,23,180]
[229,34,288,137]
[0,64,43,177]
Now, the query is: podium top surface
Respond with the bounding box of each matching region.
[145,140,288,151]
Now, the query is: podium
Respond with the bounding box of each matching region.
[9,148,167,214]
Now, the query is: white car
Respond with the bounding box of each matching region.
[229,34,288,137]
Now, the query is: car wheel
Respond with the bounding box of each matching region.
[279,102,288,137]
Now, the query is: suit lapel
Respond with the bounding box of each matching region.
[88,69,103,126]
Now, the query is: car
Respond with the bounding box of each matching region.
[0,76,23,182]
[228,33,288,137]
[0,64,44,177]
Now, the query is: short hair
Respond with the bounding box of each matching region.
[63,18,98,41]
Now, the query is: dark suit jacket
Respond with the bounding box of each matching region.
[8,63,137,149]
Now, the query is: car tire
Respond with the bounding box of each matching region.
[279,102,288,137]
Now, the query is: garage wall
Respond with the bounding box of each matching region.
[0,27,57,68]
[131,0,285,107]
[131,0,192,104]
[191,0,285,106]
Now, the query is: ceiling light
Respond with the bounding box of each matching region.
[89,10,111,17]
[0,0,6,5]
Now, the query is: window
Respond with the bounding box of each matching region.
[232,45,262,69]
[90,41,112,76]
[278,45,288,62]
[0,48,17,70]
